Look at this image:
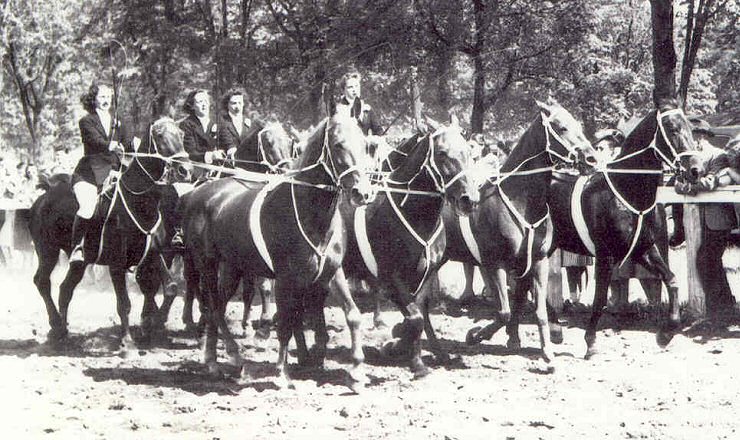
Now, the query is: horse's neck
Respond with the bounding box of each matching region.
[291,168,341,244]
[498,119,551,220]
[605,116,662,211]
[120,159,163,210]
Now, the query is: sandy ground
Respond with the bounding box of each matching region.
[1,251,740,440]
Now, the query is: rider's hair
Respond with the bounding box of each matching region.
[183,89,210,117]
[221,88,247,113]
[80,81,114,114]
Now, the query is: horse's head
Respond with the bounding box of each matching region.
[654,98,702,183]
[147,117,192,183]
[535,97,598,170]
[425,119,479,215]
[256,123,298,171]
[323,113,376,206]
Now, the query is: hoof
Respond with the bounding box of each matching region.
[411,364,431,380]
[550,325,564,345]
[275,373,295,390]
[381,338,411,359]
[656,328,676,348]
[584,346,598,360]
[391,322,406,339]
[254,326,271,341]
[347,366,368,394]
[506,337,521,351]
[542,347,555,364]
[465,327,484,346]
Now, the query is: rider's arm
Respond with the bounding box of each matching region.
[79,115,111,155]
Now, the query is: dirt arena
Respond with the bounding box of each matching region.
[1,250,739,439]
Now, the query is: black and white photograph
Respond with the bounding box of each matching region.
[0,0,738,438]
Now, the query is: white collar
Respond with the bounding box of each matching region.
[197,115,210,132]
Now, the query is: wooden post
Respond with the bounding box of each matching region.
[684,203,706,319]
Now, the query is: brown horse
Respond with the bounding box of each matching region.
[177,122,297,335]
[546,98,702,358]
[443,98,597,363]
[180,113,374,390]
[331,118,479,377]
[30,118,191,347]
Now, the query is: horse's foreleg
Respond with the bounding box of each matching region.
[638,245,681,347]
[182,254,199,333]
[418,274,449,363]
[200,261,220,375]
[531,257,554,363]
[257,277,275,335]
[58,261,87,335]
[135,260,163,343]
[273,279,300,389]
[33,245,65,341]
[304,284,329,368]
[217,265,243,367]
[328,269,365,370]
[109,266,135,351]
[466,266,509,345]
[585,257,611,359]
[459,262,476,304]
[505,278,529,351]
[382,275,428,378]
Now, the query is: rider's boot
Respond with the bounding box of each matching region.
[69,216,91,263]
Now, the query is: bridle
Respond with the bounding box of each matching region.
[122,118,189,187]
[605,108,698,173]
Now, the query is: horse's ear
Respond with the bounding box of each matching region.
[535,99,552,117]
[449,113,460,128]
[413,118,429,135]
[546,96,558,106]
[425,116,440,131]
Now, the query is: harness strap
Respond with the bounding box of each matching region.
[249,179,281,274]
[385,185,444,296]
[601,171,655,267]
[459,215,482,265]
[497,185,548,278]
[354,206,379,277]
[570,175,597,256]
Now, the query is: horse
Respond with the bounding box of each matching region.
[545,97,702,359]
[328,117,479,378]
[30,117,192,347]
[180,113,374,391]
[443,98,597,363]
[177,122,298,336]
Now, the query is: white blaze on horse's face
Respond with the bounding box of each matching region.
[262,124,295,169]
[152,118,191,182]
[536,98,597,167]
[433,127,479,215]
[328,114,375,206]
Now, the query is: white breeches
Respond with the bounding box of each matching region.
[73,181,98,219]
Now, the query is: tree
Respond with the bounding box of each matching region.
[1,0,81,163]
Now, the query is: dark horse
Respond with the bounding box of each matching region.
[180,113,374,390]
[545,98,702,358]
[330,118,479,378]
[443,99,597,363]
[178,122,297,335]
[30,118,191,347]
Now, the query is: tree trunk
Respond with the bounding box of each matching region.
[410,67,423,126]
[650,0,678,102]
[470,0,486,133]
[678,0,714,105]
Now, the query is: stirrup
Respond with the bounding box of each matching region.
[70,244,84,263]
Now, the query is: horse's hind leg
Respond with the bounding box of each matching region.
[466,266,510,345]
[33,244,65,341]
[58,261,87,336]
[585,257,612,359]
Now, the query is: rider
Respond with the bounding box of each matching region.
[70,81,132,262]
[218,88,252,160]
[179,89,225,178]
[337,71,383,137]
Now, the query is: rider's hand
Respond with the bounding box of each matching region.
[227,147,238,158]
[109,141,124,153]
[698,174,717,191]
[212,150,226,162]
